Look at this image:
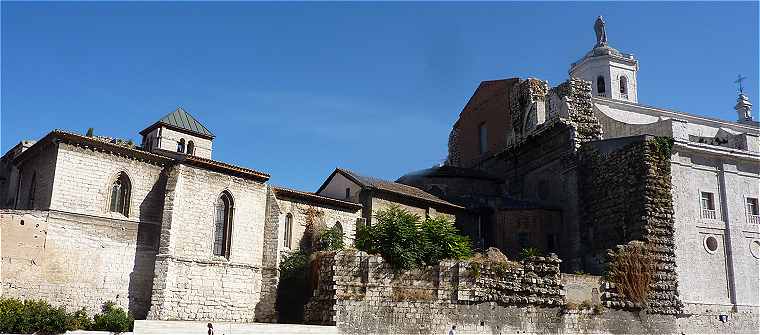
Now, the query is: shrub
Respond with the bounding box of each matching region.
[317,224,345,251]
[66,308,92,331]
[579,300,592,310]
[519,247,541,259]
[91,301,133,333]
[355,205,425,270]
[355,205,473,270]
[606,241,653,305]
[0,298,70,334]
[0,298,25,333]
[419,216,472,264]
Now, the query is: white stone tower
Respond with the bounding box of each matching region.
[570,16,639,103]
[735,93,754,124]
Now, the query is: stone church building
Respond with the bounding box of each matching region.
[421,17,759,315]
[1,16,758,323]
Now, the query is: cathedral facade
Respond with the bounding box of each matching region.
[434,17,759,314]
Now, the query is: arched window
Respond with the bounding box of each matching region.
[284,213,293,248]
[27,172,37,209]
[596,76,606,95]
[177,138,185,153]
[213,191,234,258]
[619,76,628,95]
[110,172,131,216]
[187,141,195,155]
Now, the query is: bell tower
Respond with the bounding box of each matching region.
[569,16,639,103]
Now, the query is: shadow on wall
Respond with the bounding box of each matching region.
[275,251,312,323]
[128,175,166,319]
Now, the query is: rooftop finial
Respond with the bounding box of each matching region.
[594,16,608,47]
[734,74,747,94]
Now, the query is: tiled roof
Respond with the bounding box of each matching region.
[272,186,362,210]
[14,130,172,165]
[140,107,215,139]
[334,168,463,209]
[154,149,270,182]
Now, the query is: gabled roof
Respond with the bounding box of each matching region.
[272,186,362,210]
[316,168,464,210]
[140,107,215,139]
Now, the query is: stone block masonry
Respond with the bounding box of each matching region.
[0,209,158,318]
[148,163,268,322]
[304,250,684,334]
[579,135,682,315]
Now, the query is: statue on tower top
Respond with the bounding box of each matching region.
[594,16,608,47]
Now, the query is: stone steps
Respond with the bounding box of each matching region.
[133,320,339,334]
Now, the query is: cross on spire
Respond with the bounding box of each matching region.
[735,74,747,94]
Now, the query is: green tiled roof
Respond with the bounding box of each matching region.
[141,107,215,139]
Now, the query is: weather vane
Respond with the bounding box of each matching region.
[735,74,747,94]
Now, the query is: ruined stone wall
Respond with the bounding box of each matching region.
[0,209,158,318]
[304,250,757,334]
[303,250,688,334]
[148,164,267,322]
[579,135,682,315]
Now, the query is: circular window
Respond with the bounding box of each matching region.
[704,236,719,254]
[750,240,760,259]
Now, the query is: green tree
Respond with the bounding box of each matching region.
[419,216,473,264]
[355,205,472,270]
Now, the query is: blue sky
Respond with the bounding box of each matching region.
[2,2,758,191]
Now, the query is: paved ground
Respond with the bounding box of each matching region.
[133,320,340,334]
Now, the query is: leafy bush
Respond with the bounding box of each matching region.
[317,224,345,251]
[356,205,472,270]
[356,206,426,269]
[419,216,472,264]
[0,298,70,334]
[66,308,92,331]
[92,301,133,333]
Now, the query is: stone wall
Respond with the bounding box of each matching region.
[579,135,682,315]
[14,142,58,210]
[493,209,562,259]
[302,250,691,334]
[0,209,158,318]
[275,197,361,252]
[148,163,267,322]
[50,143,168,224]
[670,147,760,308]
[304,250,758,334]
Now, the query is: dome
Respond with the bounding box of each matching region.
[396,165,501,183]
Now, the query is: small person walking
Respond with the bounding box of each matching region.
[448,325,457,335]
[207,323,214,335]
